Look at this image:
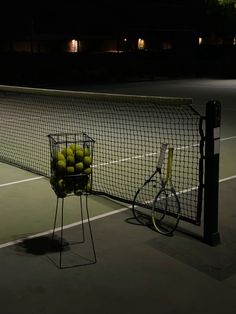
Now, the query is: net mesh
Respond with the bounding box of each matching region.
[0,86,203,224]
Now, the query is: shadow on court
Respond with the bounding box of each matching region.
[145,179,236,281]
[1,179,236,314]
[146,230,236,281]
[15,236,68,255]
[10,177,236,281]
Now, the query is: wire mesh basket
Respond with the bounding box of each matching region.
[48,132,95,198]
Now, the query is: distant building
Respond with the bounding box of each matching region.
[0,1,235,83]
[0,1,203,54]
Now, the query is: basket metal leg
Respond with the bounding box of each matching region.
[51,197,65,268]
[59,197,65,268]
[50,194,96,269]
[52,197,59,241]
[85,194,97,263]
[80,195,85,243]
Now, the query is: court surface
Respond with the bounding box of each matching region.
[0,78,236,314]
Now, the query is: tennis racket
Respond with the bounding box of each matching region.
[132,144,168,226]
[151,145,181,236]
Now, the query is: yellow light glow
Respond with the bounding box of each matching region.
[233,37,236,45]
[161,42,172,50]
[198,37,203,45]
[72,39,78,52]
[69,39,78,52]
[138,38,145,50]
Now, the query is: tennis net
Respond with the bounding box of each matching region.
[0,85,204,224]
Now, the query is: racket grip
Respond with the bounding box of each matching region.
[167,147,174,179]
[157,143,168,170]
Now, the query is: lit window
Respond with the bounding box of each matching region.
[138,38,145,50]
[161,42,172,50]
[69,39,78,53]
[198,37,203,45]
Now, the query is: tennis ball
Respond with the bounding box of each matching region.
[61,147,73,157]
[56,160,66,176]
[70,143,82,153]
[56,179,67,198]
[66,155,75,166]
[83,156,92,167]
[84,167,91,175]
[57,179,64,190]
[75,148,84,161]
[53,151,65,162]
[84,146,91,156]
[75,162,84,173]
[66,166,75,175]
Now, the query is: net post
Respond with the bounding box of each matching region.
[203,100,221,246]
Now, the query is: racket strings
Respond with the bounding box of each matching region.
[133,144,181,235]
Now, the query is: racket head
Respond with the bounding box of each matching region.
[132,178,161,226]
[152,187,181,235]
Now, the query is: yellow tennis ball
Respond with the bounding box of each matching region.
[66,155,75,166]
[61,147,74,157]
[56,160,66,176]
[84,146,91,156]
[55,179,67,198]
[66,166,75,175]
[75,162,84,173]
[53,151,65,162]
[70,143,82,153]
[75,148,84,161]
[83,156,92,167]
[57,179,64,190]
[84,181,91,193]
[84,167,91,175]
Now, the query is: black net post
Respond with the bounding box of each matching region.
[203,100,221,246]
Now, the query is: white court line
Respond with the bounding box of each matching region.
[0,174,236,250]
[0,176,44,188]
[219,175,236,183]
[0,135,236,188]
[220,135,236,141]
[0,206,130,249]
[93,135,236,167]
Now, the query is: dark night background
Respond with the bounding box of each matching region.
[1,1,203,35]
[0,0,235,86]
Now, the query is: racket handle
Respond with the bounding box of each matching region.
[166,147,174,180]
[157,143,168,170]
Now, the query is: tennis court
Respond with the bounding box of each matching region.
[0,79,236,313]
[0,86,204,239]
